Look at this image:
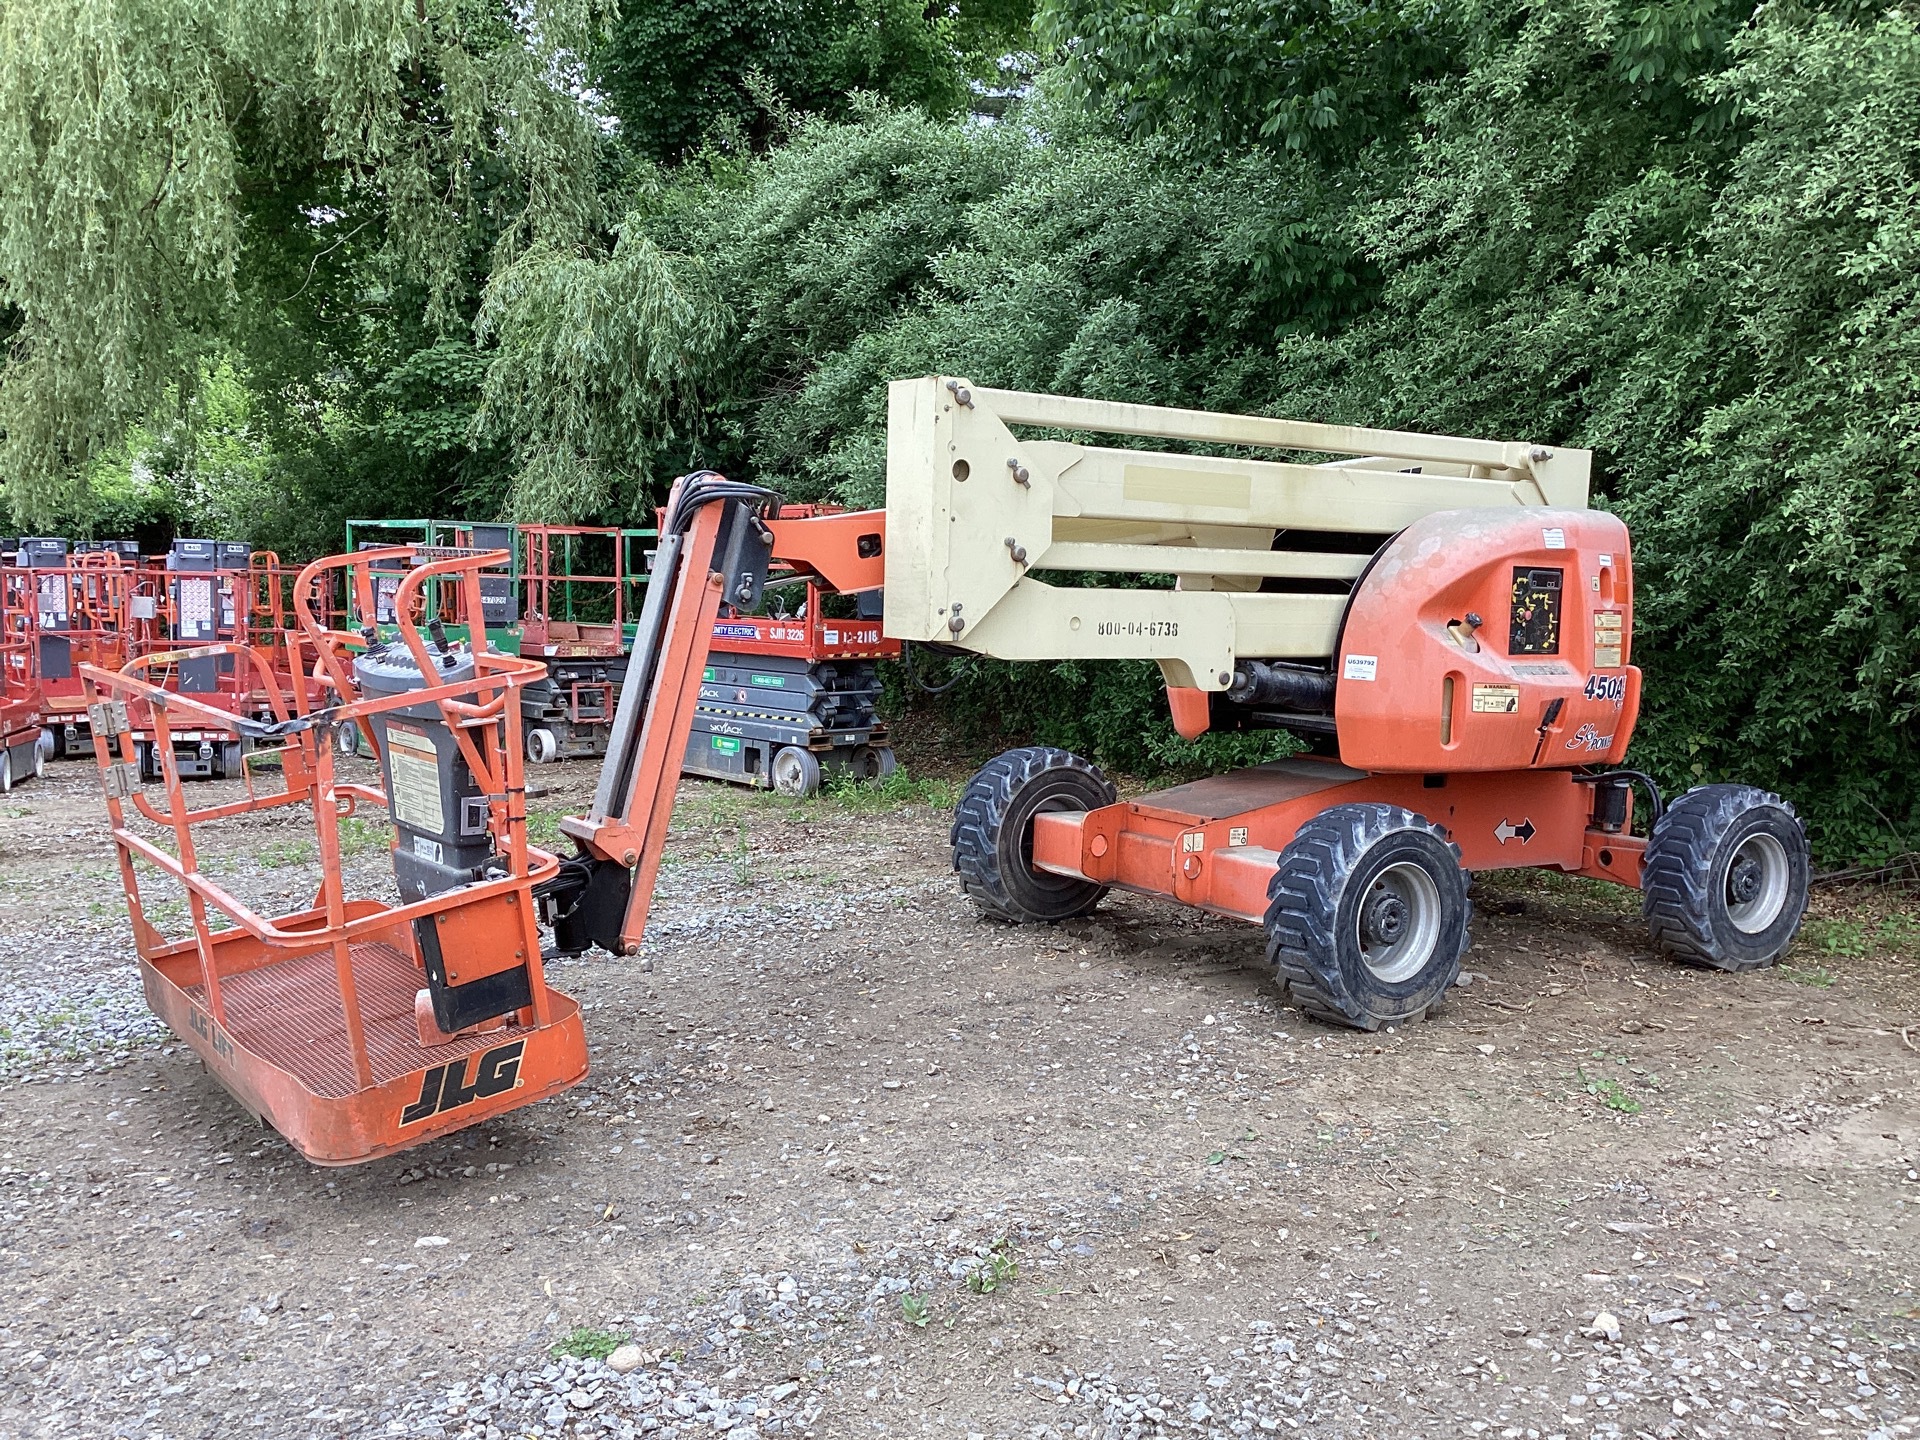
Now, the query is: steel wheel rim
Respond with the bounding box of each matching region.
[1725,831,1790,934]
[1357,860,1442,984]
[772,751,805,794]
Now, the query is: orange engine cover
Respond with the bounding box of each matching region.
[1335,508,1638,773]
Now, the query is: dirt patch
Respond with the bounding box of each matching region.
[0,758,1915,1439]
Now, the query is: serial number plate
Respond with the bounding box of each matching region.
[1096,621,1180,638]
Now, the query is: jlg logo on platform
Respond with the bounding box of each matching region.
[399,1040,525,1125]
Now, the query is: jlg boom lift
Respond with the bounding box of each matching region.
[86,378,1809,1164]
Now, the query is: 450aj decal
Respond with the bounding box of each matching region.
[1583,673,1626,704]
[400,1039,525,1126]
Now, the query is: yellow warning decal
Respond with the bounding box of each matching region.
[1593,611,1624,668]
[386,723,444,835]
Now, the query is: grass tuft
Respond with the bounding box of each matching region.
[550,1325,626,1361]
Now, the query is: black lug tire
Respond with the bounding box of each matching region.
[1265,804,1472,1032]
[952,746,1116,923]
[1642,784,1809,971]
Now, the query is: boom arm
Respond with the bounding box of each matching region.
[543,470,888,956]
[881,376,1589,692]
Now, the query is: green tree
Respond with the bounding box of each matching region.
[0,0,607,527]
[594,0,970,163]
[1038,0,1457,161]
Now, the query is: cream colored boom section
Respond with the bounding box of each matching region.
[882,377,1591,690]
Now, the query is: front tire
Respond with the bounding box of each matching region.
[1642,784,1809,971]
[952,746,1114,923]
[1266,804,1472,1031]
[771,745,821,797]
[525,726,558,766]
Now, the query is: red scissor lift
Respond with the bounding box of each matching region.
[0,554,48,791]
[685,503,900,796]
[13,539,141,758]
[127,540,266,780]
[81,546,587,1164]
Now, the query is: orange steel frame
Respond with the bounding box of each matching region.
[1031,764,1645,926]
[12,553,138,740]
[0,573,44,751]
[83,547,587,1165]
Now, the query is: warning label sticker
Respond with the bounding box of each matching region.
[1593,611,1624,668]
[385,723,444,835]
[1472,683,1522,714]
[177,577,214,639]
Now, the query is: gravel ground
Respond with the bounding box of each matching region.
[0,757,1915,1440]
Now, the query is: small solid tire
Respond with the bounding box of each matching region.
[526,726,559,765]
[849,744,896,782]
[952,746,1115,923]
[1266,804,1472,1031]
[336,723,362,759]
[1642,783,1809,971]
[0,752,11,794]
[771,745,822,797]
[32,741,45,780]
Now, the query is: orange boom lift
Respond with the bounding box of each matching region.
[83,548,585,1164]
[86,382,1810,1163]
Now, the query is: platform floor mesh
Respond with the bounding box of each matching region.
[181,941,536,1099]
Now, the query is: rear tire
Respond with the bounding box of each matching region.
[849,744,895,782]
[336,723,362,759]
[0,752,12,794]
[1642,784,1809,971]
[771,745,821,797]
[1266,804,1472,1031]
[526,726,558,766]
[952,746,1114,923]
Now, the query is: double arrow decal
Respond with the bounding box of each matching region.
[1494,817,1537,845]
